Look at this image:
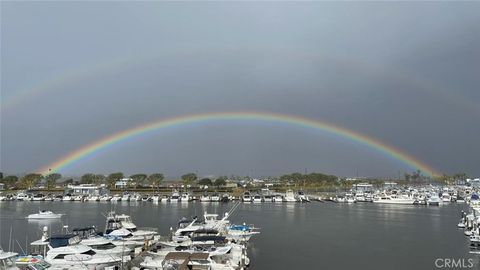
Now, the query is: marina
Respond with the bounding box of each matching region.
[1,184,479,269]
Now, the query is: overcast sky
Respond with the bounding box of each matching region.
[1,1,479,178]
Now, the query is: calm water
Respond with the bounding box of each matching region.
[0,201,475,270]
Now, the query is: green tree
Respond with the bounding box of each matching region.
[45,173,62,190]
[147,173,164,190]
[130,174,148,187]
[81,173,96,184]
[181,173,197,186]
[20,173,43,189]
[63,178,74,186]
[1,175,18,189]
[214,177,227,187]
[106,172,124,188]
[198,178,212,186]
[93,174,106,185]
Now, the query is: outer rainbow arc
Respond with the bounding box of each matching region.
[38,112,441,177]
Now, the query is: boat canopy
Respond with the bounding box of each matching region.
[48,234,81,248]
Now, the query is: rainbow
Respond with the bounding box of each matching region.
[38,111,441,176]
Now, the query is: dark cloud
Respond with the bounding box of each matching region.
[1,2,479,177]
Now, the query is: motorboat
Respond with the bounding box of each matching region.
[170,190,180,202]
[27,210,62,219]
[31,194,46,201]
[0,250,19,270]
[62,194,73,201]
[242,192,252,203]
[72,227,132,257]
[283,190,297,202]
[428,194,441,206]
[252,194,263,203]
[16,192,29,201]
[180,192,192,202]
[210,193,221,202]
[272,194,283,202]
[200,194,211,202]
[151,194,160,203]
[442,192,452,203]
[297,191,310,202]
[373,194,415,205]
[99,195,112,202]
[121,193,131,202]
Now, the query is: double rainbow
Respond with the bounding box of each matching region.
[38,111,440,177]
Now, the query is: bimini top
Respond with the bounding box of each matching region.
[164,252,209,261]
[471,193,479,200]
[48,234,81,248]
[193,229,219,235]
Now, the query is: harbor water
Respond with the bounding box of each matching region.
[0,201,475,269]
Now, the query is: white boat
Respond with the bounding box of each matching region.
[27,210,62,219]
[16,192,29,201]
[170,191,180,202]
[427,194,441,206]
[62,194,73,201]
[99,195,112,201]
[0,250,19,270]
[31,194,46,201]
[111,195,122,202]
[200,194,211,202]
[210,193,221,202]
[242,192,252,203]
[121,193,131,202]
[73,228,132,257]
[345,193,356,203]
[441,192,452,203]
[252,194,263,203]
[180,192,192,202]
[297,191,310,202]
[272,194,283,202]
[151,194,160,203]
[283,190,297,202]
[373,194,415,205]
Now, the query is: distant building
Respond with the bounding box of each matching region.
[67,184,108,195]
[115,178,135,189]
[384,182,398,189]
[0,183,5,190]
[353,183,373,192]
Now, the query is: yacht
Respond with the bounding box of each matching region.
[121,193,131,202]
[151,194,160,203]
[272,194,284,202]
[106,212,158,239]
[62,194,73,201]
[200,194,211,202]
[210,193,221,202]
[252,194,263,203]
[284,190,297,202]
[16,192,29,201]
[72,227,132,257]
[427,194,441,206]
[297,191,310,202]
[30,232,124,269]
[242,192,252,203]
[442,192,452,203]
[31,194,46,201]
[99,195,112,202]
[27,210,62,219]
[111,194,122,202]
[345,193,356,203]
[373,194,415,205]
[0,250,19,270]
[180,192,192,202]
[170,190,180,202]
